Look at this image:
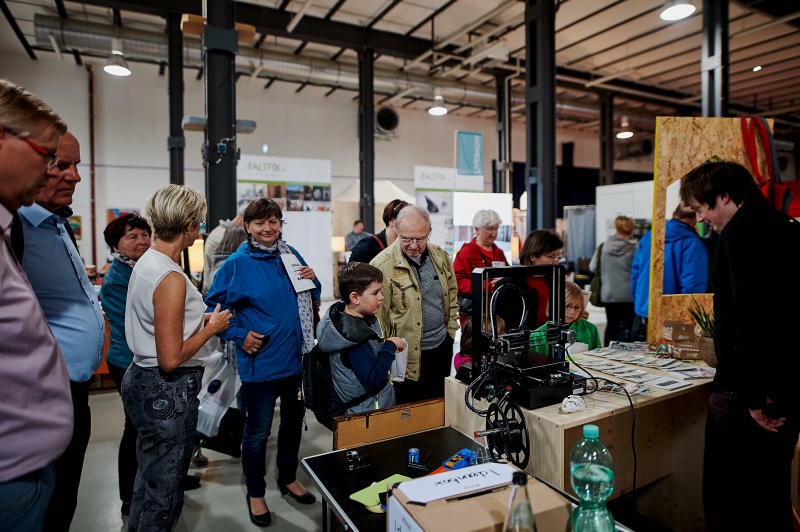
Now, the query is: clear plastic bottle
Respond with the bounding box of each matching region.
[569,424,615,532]
[503,471,538,532]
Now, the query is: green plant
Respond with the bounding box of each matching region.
[688,296,714,337]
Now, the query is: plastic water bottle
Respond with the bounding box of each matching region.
[503,471,538,532]
[570,424,615,532]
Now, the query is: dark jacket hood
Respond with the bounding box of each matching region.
[317,301,380,352]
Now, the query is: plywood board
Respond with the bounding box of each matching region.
[333,398,444,450]
[648,117,773,343]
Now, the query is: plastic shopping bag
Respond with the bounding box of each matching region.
[196,354,240,438]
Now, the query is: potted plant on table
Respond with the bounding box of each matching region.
[688,296,716,367]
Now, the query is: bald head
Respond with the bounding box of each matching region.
[36,132,81,212]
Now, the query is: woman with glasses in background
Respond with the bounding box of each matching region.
[519,229,564,326]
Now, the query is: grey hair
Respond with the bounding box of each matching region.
[395,205,431,232]
[472,209,502,229]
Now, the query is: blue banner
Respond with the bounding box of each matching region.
[456,131,483,176]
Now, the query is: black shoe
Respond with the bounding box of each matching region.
[246,496,272,527]
[181,473,202,491]
[121,501,131,516]
[277,479,316,504]
[191,444,209,467]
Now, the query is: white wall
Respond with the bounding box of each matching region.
[1,44,654,270]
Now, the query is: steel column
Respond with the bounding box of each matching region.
[599,91,614,185]
[203,0,238,230]
[167,12,185,185]
[358,47,375,232]
[524,0,557,230]
[495,74,512,193]
[701,0,729,117]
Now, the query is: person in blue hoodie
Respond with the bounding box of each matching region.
[206,198,321,527]
[317,262,406,415]
[630,202,708,340]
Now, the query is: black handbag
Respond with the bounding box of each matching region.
[201,407,245,458]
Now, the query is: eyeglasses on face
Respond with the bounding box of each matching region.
[4,127,58,168]
[565,304,583,312]
[544,252,562,261]
[398,234,429,246]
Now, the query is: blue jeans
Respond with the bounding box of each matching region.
[0,464,55,532]
[241,374,304,498]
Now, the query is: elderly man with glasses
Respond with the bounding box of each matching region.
[12,131,106,532]
[0,79,73,532]
[370,205,458,404]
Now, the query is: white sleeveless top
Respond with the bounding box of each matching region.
[125,248,209,368]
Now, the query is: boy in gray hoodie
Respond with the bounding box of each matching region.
[316,263,407,414]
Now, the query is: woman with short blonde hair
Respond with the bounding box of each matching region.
[122,184,231,530]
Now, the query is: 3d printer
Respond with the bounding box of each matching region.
[457,264,586,469]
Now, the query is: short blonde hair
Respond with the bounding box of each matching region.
[145,184,206,241]
[0,79,66,138]
[565,281,585,308]
[614,215,634,237]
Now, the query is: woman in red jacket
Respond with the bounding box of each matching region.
[453,209,508,325]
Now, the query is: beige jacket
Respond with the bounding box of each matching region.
[370,240,459,381]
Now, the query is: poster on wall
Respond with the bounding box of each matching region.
[68,216,82,240]
[414,165,485,256]
[456,131,483,176]
[238,155,333,299]
[414,166,456,252]
[452,192,513,265]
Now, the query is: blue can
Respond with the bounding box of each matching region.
[408,447,420,464]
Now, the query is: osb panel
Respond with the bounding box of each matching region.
[333,398,444,450]
[648,117,773,343]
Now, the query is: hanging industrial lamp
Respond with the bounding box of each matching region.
[104,38,131,77]
[616,116,634,139]
[659,0,696,21]
[427,88,448,116]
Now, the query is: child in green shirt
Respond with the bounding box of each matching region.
[565,282,602,350]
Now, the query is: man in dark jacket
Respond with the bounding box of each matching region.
[681,161,800,531]
[349,199,408,264]
[629,202,708,340]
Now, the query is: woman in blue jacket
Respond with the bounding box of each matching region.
[206,198,320,527]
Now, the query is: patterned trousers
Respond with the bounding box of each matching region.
[121,364,202,532]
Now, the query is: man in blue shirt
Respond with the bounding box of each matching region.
[15,132,105,531]
[629,202,708,340]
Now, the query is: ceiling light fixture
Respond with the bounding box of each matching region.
[752,65,762,72]
[103,38,131,77]
[428,88,448,117]
[616,116,634,139]
[659,0,696,21]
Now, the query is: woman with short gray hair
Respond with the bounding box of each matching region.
[453,209,508,325]
[122,184,232,530]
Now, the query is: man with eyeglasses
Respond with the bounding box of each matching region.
[0,79,73,532]
[14,131,105,532]
[370,206,458,404]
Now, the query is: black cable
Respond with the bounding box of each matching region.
[564,347,638,509]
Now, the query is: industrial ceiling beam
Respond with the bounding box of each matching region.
[1,0,37,59]
[55,0,68,18]
[73,0,433,60]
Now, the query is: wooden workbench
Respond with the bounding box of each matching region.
[445,352,712,531]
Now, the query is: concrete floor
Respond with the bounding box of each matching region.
[73,390,331,531]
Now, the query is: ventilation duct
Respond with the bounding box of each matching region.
[33,14,631,123]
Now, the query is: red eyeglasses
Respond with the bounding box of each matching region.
[4,127,58,168]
